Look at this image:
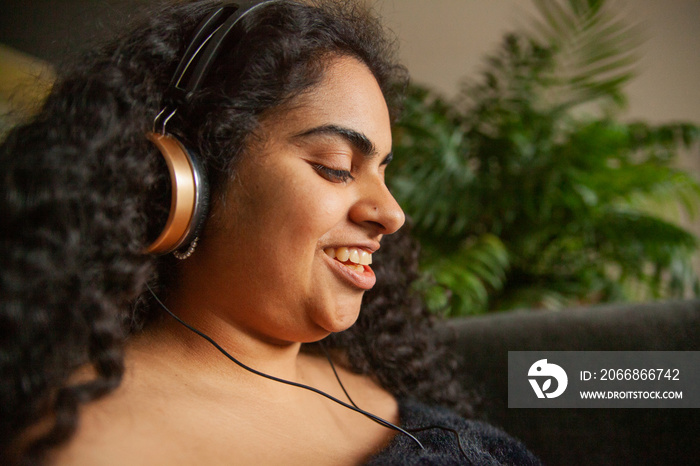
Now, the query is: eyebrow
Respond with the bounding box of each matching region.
[292,124,393,165]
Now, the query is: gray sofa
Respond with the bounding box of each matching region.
[438,299,700,466]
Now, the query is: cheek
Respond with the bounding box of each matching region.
[254,175,347,242]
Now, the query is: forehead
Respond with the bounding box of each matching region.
[259,56,392,152]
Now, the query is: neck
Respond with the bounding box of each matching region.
[140,286,307,385]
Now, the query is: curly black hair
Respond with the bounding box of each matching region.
[0,1,473,464]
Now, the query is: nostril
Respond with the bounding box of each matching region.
[367,220,386,232]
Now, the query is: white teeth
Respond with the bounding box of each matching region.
[323,247,373,266]
[359,250,372,265]
[336,247,350,262]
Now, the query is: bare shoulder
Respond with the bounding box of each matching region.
[49,370,178,465]
[48,355,245,465]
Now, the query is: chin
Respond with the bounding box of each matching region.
[325,313,360,334]
[312,302,362,336]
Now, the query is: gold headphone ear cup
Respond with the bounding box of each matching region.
[145,132,204,255]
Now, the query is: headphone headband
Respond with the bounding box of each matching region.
[168,1,279,105]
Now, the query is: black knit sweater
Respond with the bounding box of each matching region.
[366,399,541,465]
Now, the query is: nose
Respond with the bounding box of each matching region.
[350,178,405,235]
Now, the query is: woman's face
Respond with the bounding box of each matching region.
[184,56,404,344]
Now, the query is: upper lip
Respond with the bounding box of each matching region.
[324,241,380,254]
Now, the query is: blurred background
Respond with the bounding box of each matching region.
[377,0,700,315]
[379,0,700,125]
[2,0,699,315]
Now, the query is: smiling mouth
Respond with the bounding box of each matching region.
[323,247,372,273]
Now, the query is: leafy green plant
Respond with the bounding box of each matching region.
[390,0,700,316]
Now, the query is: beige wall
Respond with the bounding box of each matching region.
[374,0,700,124]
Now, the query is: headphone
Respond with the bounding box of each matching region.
[145,1,279,256]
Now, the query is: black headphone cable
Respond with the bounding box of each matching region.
[146,285,425,450]
[318,341,471,462]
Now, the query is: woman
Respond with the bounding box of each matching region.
[1,1,539,464]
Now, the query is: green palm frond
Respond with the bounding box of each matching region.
[527,0,641,110]
[595,208,698,267]
[419,235,509,316]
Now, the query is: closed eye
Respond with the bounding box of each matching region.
[312,164,354,183]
